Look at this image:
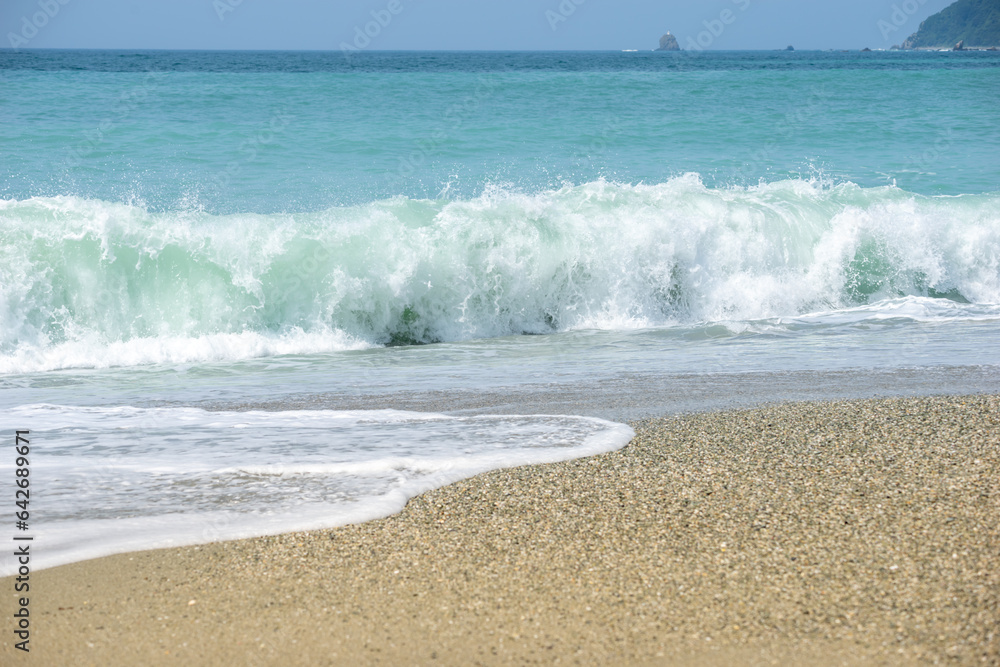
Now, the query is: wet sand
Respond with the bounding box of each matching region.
[3,395,998,665]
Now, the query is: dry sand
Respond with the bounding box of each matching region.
[3,395,998,665]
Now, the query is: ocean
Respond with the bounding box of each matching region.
[2,50,999,574]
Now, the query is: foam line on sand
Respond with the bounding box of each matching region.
[2,395,997,665]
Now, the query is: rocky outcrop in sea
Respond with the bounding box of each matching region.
[657,33,680,51]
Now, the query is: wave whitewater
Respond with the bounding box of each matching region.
[1,176,998,372]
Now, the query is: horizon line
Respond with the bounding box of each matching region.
[0,47,952,53]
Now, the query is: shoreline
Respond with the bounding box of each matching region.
[3,394,998,665]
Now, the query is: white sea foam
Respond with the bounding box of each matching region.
[2,177,998,373]
[0,328,370,374]
[774,296,1000,326]
[0,405,634,574]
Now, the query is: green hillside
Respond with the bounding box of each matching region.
[903,0,1000,48]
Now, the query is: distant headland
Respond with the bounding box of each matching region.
[895,0,1000,50]
[653,0,999,53]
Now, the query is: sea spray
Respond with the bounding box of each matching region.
[1,176,998,372]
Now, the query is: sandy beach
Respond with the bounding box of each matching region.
[3,394,998,665]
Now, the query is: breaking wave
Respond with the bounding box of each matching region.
[2,175,998,372]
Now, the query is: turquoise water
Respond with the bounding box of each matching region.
[1,50,999,571]
[3,50,999,211]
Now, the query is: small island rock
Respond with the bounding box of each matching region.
[657,32,680,51]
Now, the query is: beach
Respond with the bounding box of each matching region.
[2,40,1000,667]
[4,394,997,665]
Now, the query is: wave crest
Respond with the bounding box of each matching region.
[2,176,998,372]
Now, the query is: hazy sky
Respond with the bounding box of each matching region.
[2,0,956,51]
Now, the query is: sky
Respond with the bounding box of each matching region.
[2,0,957,51]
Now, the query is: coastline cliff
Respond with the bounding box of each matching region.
[901,0,1000,49]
